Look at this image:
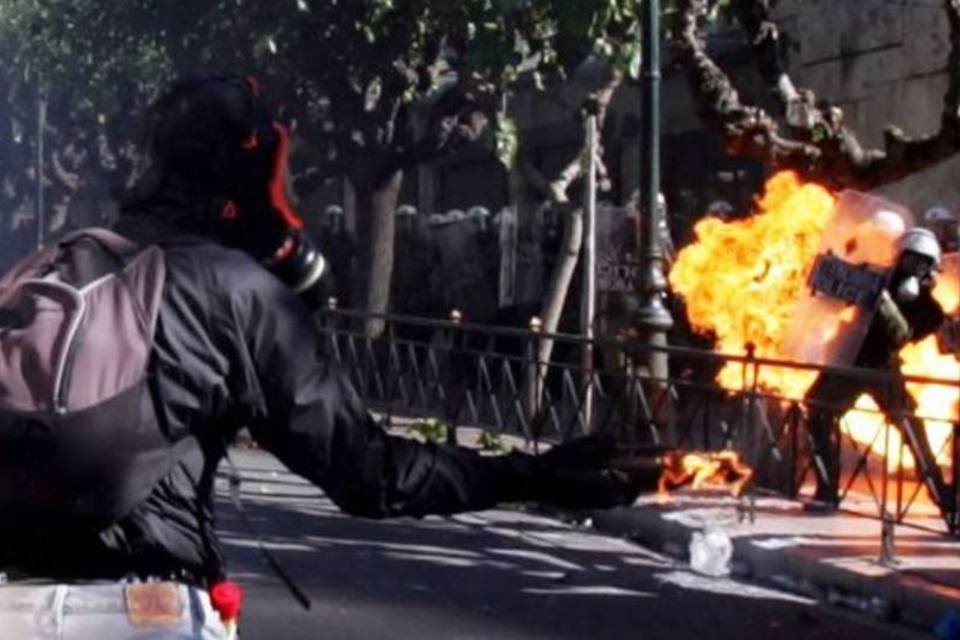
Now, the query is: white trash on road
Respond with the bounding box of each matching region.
[688,525,733,577]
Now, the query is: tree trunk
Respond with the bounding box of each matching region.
[352,169,403,337]
[512,82,618,424]
[537,204,584,341]
[522,204,585,430]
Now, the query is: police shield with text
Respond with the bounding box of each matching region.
[0,76,687,638]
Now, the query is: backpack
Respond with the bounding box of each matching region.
[0,228,185,531]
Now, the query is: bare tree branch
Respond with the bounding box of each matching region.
[520,68,622,205]
[674,0,960,191]
[399,77,499,168]
[291,157,346,194]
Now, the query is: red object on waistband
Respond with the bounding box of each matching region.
[210,581,244,621]
[221,200,239,220]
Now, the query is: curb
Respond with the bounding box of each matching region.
[590,503,960,632]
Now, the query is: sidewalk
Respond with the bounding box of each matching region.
[591,490,960,632]
[373,416,960,631]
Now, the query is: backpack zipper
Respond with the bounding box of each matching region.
[24,246,125,414]
[53,272,122,413]
[54,298,85,415]
[22,278,87,414]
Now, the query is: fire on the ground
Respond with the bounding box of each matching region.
[669,171,958,471]
[657,450,754,501]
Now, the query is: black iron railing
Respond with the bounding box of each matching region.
[316,307,960,537]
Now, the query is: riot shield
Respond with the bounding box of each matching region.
[783,190,913,367]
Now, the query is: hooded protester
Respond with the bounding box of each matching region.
[0,76,692,639]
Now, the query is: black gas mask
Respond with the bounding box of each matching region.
[147,76,328,298]
[893,251,937,304]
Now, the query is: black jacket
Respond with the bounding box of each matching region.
[0,209,529,583]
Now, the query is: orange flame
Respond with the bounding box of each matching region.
[669,171,835,398]
[671,171,957,471]
[842,271,960,470]
[657,450,754,500]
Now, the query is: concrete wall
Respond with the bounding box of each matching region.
[776,0,959,212]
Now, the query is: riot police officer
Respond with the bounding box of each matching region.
[806,227,953,518]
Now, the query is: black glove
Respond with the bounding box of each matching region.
[516,434,668,511]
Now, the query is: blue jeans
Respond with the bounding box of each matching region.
[0,582,231,639]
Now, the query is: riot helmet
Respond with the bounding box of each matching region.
[893,227,942,303]
[706,200,734,220]
[898,227,942,269]
[924,206,959,254]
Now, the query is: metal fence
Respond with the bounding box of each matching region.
[316,307,960,537]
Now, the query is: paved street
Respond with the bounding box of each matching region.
[216,449,924,640]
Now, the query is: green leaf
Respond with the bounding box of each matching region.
[629,47,641,80]
[0,0,647,181]
[592,37,614,59]
[811,123,830,143]
[478,430,510,452]
[407,419,448,443]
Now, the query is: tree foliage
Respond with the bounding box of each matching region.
[0,0,656,327]
[0,0,653,187]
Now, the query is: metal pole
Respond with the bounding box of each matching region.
[955,252,960,533]
[638,0,674,436]
[36,76,46,249]
[581,113,598,432]
[953,419,959,534]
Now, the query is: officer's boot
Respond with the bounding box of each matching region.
[808,410,840,511]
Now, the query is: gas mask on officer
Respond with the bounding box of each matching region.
[146,76,328,299]
[892,228,942,304]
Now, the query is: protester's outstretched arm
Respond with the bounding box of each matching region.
[222,265,656,517]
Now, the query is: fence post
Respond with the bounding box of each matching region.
[445,309,463,446]
[953,358,960,535]
[738,342,757,453]
[324,297,339,328]
[525,316,543,450]
[790,402,800,498]
[953,421,960,535]
[319,297,339,363]
[882,378,894,524]
[880,512,897,566]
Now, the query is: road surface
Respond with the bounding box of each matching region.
[216,449,923,640]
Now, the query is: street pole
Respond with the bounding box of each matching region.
[36,75,46,249]
[581,113,598,432]
[638,0,674,440]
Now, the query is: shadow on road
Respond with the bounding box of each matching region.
[214,482,910,640]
